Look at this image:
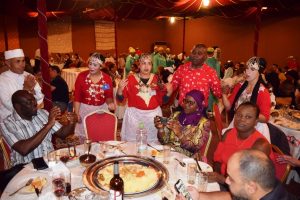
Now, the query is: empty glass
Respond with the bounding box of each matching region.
[163,145,171,164]
[197,172,208,192]
[187,163,197,184]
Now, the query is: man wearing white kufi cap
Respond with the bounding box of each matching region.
[0,48,44,122]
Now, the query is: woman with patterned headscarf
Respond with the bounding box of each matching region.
[222,56,271,141]
[154,90,210,158]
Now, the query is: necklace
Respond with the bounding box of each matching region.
[137,74,151,93]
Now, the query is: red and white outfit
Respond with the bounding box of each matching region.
[74,71,113,139]
[119,73,166,141]
[223,82,271,141]
[171,62,222,107]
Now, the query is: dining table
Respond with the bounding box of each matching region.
[270,109,300,183]
[61,67,88,92]
[1,141,220,200]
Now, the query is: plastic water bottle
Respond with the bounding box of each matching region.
[136,122,147,155]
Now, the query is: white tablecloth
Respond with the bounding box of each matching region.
[61,68,88,92]
[270,116,300,183]
[1,141,220,200]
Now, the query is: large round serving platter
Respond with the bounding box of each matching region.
[82,155,169,197]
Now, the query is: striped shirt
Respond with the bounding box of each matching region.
[0,109,62,166]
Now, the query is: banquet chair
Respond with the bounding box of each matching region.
[199,131,213,163]
[213,103,223,140]
[272,144,291,183]
[84,109,117,142]
[0,137,11,170]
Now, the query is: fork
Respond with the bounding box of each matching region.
[174,158,186,167]
[9,178,33,196]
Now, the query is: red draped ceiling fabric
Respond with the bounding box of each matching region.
[37,0,52,111]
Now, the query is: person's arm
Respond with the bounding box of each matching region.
[73,101,81,123]
[276,155,300,167]
[11,107,61,156]
[116,79,128,102]
[257,88,271,122]
[179,120,211,154]
[210,70,222,98]
[54,112,77,139]
[252,138,271,156]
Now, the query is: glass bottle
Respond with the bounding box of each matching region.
[109,161,124,200]
[136,122,147,155]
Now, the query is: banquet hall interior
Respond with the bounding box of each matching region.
[1,0,300,198]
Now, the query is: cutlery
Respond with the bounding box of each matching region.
[174,158,186,167]
[147,143,162,152]
[194,158,202,172]
[33,184,39,197]
[9,178,33,196]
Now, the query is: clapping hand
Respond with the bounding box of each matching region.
[117,79,128,95]
[48,106,61,126]
[23,74,36,92]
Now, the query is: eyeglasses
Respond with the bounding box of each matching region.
[183,98,196,106]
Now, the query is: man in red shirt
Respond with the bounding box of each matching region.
[167,44,222,108]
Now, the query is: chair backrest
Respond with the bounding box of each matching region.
[83,109,117,142]
[200,131,213,159]
[267,123,291,155]
[0,137,12,169]
[213,104,223,140]
[272,144,291,183]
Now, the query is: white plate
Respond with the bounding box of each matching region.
[182,158,213,172]
[11,173,48,195]
[68,187,96,200]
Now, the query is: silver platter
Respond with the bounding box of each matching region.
[82,155,169,197]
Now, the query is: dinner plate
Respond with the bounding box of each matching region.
[182,158,213,172]
[68,187,96,200]
[83,155,169,197]
[12,174,48,195]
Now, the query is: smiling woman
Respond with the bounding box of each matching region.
[154,90,210,158]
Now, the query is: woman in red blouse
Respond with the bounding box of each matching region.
[73,52,115,141]
[117,54,166,142]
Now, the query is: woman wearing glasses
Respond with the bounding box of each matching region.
[154,90,210,158]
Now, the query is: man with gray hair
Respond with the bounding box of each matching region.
[176,149,297,200]
[0,48,44,122]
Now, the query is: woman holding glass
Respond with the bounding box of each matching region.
[154,90,210,158]
[74,52,115,142]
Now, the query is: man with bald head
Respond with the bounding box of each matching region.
[0,90,76,167]
[0,49,44,122]
[176,149,297,200]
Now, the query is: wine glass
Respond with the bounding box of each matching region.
[59,150,70,164]
[52,174,66,199]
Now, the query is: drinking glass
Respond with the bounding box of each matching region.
[197,172,208,192]
[59,150,70,164]
[64,171,72,195]
[187,163,197,184]
[84,139,92,154]
[163,145,171,164]
[47,150,57,167]
[52,173,66,199]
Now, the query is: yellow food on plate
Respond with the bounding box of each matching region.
[23,177,47,193]
[97,163,159,194]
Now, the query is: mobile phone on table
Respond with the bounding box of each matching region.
[174,179,192,200]
[32,157,49,170]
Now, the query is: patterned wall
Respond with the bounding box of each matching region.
[48,17,73,53]
[95,20,115,50]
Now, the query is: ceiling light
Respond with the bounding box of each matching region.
[203,0,210,7]
[169,17,175,24]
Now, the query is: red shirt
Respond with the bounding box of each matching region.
[120,73,166,110]
[214,128,270,175]
[228,82,271,121]
[74,71,113,106]
[172,62,221,107]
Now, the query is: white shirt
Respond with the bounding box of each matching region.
[0,70,44,122]
[0,109,62,166]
